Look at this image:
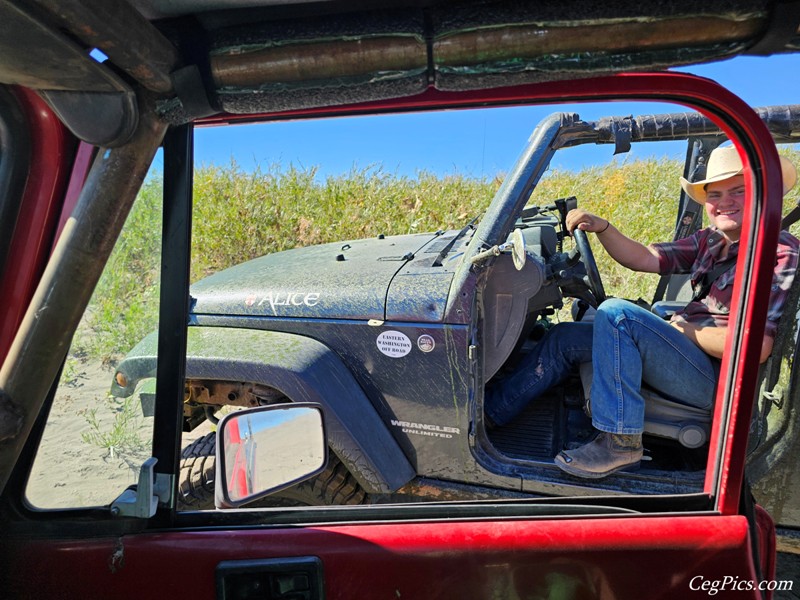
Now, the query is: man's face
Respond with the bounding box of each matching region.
[704,175,745,241]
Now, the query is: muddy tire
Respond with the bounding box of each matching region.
[176,431,368,510]
[260,452,369,507]
[177,433,217,509]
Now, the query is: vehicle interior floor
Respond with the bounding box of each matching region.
[487,387,710,475]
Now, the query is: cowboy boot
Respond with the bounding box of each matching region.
[554,432,643,479]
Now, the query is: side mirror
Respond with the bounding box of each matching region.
[510,227,526,271]
[215,403,328,509]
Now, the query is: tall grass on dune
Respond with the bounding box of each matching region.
[191,162,497,281]
[74,150,800,362]
[73,178,163,362]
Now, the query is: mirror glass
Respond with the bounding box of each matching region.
[218,404,326,507]
[510,228,526,270]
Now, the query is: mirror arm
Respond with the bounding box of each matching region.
[469,244,503,266]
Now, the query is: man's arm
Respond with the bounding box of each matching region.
[566,209,661,273]
[671,320,774,364]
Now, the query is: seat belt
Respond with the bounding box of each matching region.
[691,260,736,302]
[781,202,800,230]
[691,206,798,302]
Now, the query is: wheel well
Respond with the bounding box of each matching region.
[183,379,288,431]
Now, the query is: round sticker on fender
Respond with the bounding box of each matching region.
[376,330,412,357]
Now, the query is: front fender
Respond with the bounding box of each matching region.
[112,326,415,494]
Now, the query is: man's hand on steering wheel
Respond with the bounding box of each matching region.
[565,208,609,235]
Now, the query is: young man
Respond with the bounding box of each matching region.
[485,145,799,479]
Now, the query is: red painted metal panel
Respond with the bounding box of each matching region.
[0,88,74,364]
[0,73,781,598]
[2,515,758,599]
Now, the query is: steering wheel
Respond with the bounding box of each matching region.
[572,228,607,306]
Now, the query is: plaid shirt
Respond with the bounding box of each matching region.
[651,227,800,338]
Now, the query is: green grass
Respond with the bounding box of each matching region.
[80,395,149,459]
[74,150,800,362]
[72,179,163,361]
[191,162,498,280]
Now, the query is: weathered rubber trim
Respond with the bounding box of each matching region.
[113,326,415,494]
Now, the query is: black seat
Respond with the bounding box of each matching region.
[578,361,711,449]
[577,283,714,448]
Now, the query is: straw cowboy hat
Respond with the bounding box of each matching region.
[680,145,797,204]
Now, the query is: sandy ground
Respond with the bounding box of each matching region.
[25,357,210,509]
[25,356,317,510]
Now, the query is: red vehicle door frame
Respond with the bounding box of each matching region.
[0,73,786,599]
[206,71,784,515]
[0,88,76,365]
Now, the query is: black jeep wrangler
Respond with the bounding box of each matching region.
[111,104,800,510]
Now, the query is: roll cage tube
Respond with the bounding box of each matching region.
[469,112,565,250]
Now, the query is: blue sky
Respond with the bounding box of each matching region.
[189,54,800,179]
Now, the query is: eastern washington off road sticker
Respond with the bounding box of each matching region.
[376,331,412,357]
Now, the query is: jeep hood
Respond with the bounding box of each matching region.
[190,231,460,322]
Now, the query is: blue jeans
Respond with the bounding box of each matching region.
[485,298,718,434]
